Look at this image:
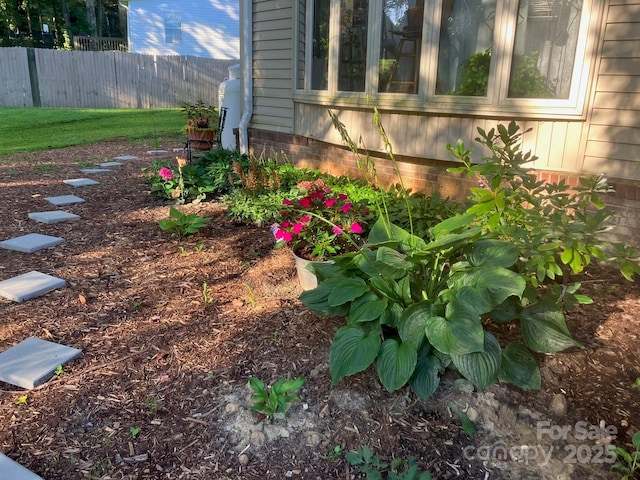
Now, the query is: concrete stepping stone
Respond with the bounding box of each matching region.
[0,271,66,303]
[0,337,82,389]
[0,454,44,480]
[98,161,123,167]
[63,178,99,187]
[80,168,111,174]
[113,155,137,161]
[0,233,64,253]
[147,149,169,155]
[44,194,85,206]
[28,211,80,224]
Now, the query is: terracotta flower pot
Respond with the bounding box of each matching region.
[187,127,217,150]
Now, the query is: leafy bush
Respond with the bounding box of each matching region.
[146,149,245,203]
[158,207,211,238]
[299,110,639,400]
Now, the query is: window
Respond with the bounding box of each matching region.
[296,0,594,115]
[164,12,182,45]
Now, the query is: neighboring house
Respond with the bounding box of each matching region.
[237,0,640,245]
[128,0,240,59]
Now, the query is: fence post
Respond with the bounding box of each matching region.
[26,48,42,107]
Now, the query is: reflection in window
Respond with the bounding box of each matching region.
[509,0,582,98]
[297,0,307,89]
[338,0,369,92]
[312,0,330,90]
[436,0,496,96]
[379,1,423,93]
[164,12,182,45]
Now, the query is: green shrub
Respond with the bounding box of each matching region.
[299,110,639,400]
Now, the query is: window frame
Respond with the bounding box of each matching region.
[293,0,601,119]
[164,11,183,46]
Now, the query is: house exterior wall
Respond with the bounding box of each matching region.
[247,0,640,246]
[128,0,239,59]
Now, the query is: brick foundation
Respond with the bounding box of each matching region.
[248,128,640,247]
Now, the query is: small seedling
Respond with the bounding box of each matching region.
[633,377,640,389]
[178,245,187,255]
[248,376,306,419]
[244,284,257,308]
[158,207,210,238]
[448,401,477,434]
[327,444,342,460]
[202,282,215,308]
[54,364,64,376]
[15,395,28,405]
[142,395,159,416]
[612,431,640,480]
[129,426,141,439]
[346,446,433,480]
[194,242,205,253]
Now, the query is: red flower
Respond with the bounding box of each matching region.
[325,198,336,208]
[298,197,311,208]
[340,203,353,213]
[350,222,363,234]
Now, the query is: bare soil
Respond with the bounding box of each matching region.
[0,140,638,480]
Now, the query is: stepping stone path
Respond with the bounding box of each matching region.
[0,233,64,253]
[0,453,44,480]
[28,210,80,224]
[44,194,85,206]
[80,168,112,174]
[63,178,100,187]
[0,337,82,389]
[0,153,148,475]
[0,270,66,303]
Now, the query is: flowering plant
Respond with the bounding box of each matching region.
[272,179,373,260]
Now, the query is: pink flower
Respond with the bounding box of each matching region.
[332,225,343,235]
[350,222,363,234]
[158,167,173,180]
[338,194,348,201]
[282,231,293,242]
[282,221,291,228]
[298,197,311,208]
[340,203,353,213]
[293,222,305,234]
[283,199,293,206]
[300,216,311,223]
[325,198,336,208]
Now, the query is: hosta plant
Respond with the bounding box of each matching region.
[158,207,211,238]
[248,376,306,419]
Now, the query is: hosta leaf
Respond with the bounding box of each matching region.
[399,302,431,350]
[380,303,403,328]
[368,218,426,250]
[328,277,368,307]
[431,214,476,237]
[409,346,442,400]
[348,292,388,323]
[299,277,350,316]
[466,239,519,268]
[451,266,526,311]
[520,303,583,352]
[451,331,501,390]
[329,325,381,385]
[424,300,484,355]
[498,342,541,390]
[376,339,417,392]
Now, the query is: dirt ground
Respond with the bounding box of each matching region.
[0,139,638,480]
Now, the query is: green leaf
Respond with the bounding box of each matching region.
[632,430,640,450]
[451,331,501,390]
[380,303,403,328]
[375,246,414,279]
[348,292,388,323]
[273,376,306,394]
[329,326,381,385]
[376,339,417,392]
[368,218,427,250]
[328,277,369,307]
[498,342,541,390]
[424,300,484,355]
[520,303,583,352]
[299,277,350,316]
[398,302,431,350]
[466,239,519,268]
[248,377,265,394]
[409,346,442,400]
[431,214,476,237]
[450,266,526,313]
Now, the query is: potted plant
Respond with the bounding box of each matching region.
[181,100,220,150]
[271,179,374,289]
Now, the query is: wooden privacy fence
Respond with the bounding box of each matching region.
[0,47,238,109]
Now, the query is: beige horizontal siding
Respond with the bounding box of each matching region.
[251,0,294,133]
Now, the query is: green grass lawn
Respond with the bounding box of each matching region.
[0,107,184,156]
